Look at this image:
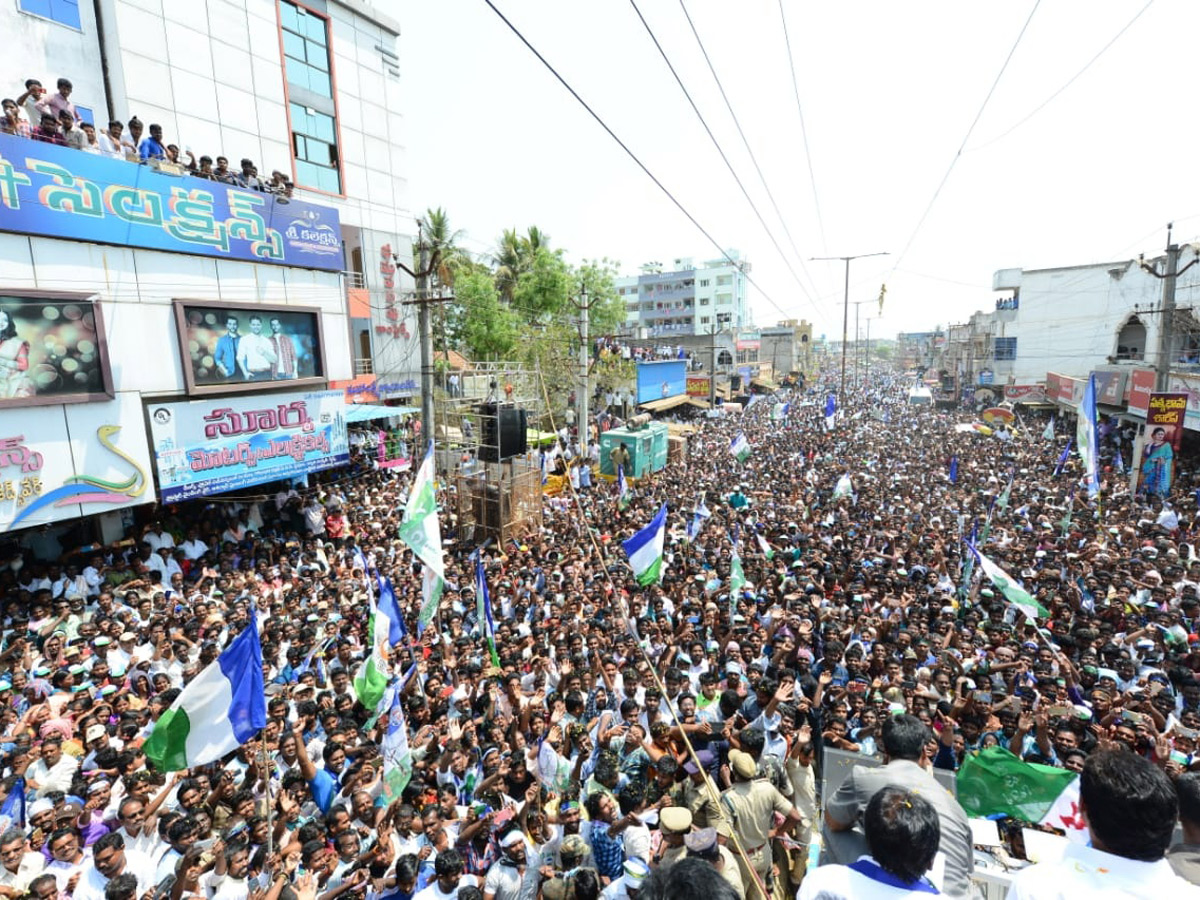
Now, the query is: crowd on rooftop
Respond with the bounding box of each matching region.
[1,76,293,197]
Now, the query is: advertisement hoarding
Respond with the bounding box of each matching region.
[148,390,348,502]
[1126,368,1156,416]
[0,391,154,533]
[0,133,342,270]
[173,300,328,396]
[636,360,687,405]
[1139,392,1187,497]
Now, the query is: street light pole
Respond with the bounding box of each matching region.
[812,252,889,399]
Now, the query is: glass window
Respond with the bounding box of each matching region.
[280,1,331,98]
[17,0,80,29]
[994,337,1017,360]
[290,101,340,193]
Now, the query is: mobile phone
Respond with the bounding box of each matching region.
[974,691,992,704]
[154,875,176,900]
[1046,705,1074,718]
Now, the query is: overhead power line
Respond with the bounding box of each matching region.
[890,0,1042,273]
[966,0,1154,153]
[777,0,829,260]
[627,0,823,314]
[676,0,824,304]
[480,0,803,322]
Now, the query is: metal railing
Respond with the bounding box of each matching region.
[354,358,374,375]
[342,271,367,289]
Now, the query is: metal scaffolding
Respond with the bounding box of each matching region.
[437,362,547,546]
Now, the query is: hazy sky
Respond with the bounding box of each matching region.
[397,1,1195,341]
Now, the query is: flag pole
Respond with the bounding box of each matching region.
[261,732,274,856]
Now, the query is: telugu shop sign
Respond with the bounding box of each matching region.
[0,133,342,270]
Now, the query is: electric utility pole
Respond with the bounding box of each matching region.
[397,222,453,459]
[573,280,590,445]
[812,252,889,398]
[1140,223,1199,390]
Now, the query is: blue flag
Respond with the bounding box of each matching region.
[1054,440,1073,478]
[375,573,407,645]
[0,776,25,829]
[1077,374,1100,498]
[824,395,837,418]
[949,455,958,484]
[474,554,499,667]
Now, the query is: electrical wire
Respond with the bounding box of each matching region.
[966,0,1154,153]
[677,0,825,304]
[890,0,1042,273]
[478,0,805,323]
[777,0,829,260]
[628,0,820,312]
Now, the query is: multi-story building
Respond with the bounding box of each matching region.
[616,251,751,339]
[759,319,814,377]
[0,0,416,547]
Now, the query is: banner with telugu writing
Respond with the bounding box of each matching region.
[0,133,342,271]
[148,390,348,502]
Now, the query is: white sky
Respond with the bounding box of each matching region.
[397,1,1195,341]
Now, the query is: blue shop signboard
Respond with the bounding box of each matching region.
[0,133,342,270]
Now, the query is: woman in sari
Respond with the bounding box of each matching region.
[1142,426,1174,496]
[0,310,33,398]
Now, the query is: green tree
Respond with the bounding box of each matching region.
[512,246,573,323]
[417,207,467,289]
[458,271,519,361]
[575,257,625,337]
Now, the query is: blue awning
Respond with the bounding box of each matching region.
[344,404,418,423]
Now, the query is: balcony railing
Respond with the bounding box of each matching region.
[354,357,374,375]
[343,270,367,289]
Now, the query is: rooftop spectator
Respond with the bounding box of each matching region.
[31,113,64,145]
[1,100,30,138]
[96,121,133,159]
[137,123,166,161]
[58,110,85,151]
[15,79,47,129]
[126,116,143,149]
[46,78,80,123]
[79,122,100,154]
[213,156,237,185]
[236,158,264,191]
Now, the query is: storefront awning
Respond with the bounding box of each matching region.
[751,377,779,391]
[639,395,711,412]
[344,404,417,423]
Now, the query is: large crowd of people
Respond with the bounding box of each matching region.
[2,372,1200,900]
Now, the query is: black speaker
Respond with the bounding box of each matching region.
[478,404,528,462]
[498,407,528,460]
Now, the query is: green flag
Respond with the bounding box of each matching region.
[957,747,1080,825]
[399,445,445,628]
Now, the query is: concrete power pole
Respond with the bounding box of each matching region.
[1141,223,1198,391]
[397,222,452,462]
[575,281,590,446]
[416,230,435,447]
[812,252,889,399]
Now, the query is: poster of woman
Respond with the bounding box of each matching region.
[1141,425,1175,496]
[0,295,113,407]
[1141,392,1189,497]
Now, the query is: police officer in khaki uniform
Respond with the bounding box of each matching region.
[680,751,724,829]
[654,807,692,868]
[719,750,803,900]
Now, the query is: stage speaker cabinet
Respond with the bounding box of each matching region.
[478,403,528,462]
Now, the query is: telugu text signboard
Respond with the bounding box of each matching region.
[0,392,155,533]
[1139,392,1187,497]
[148,390,348,502]
[0,133,342,270]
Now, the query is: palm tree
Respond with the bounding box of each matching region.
[493,227,524,302]
[418,207,466,290]
[521,225,551,259]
